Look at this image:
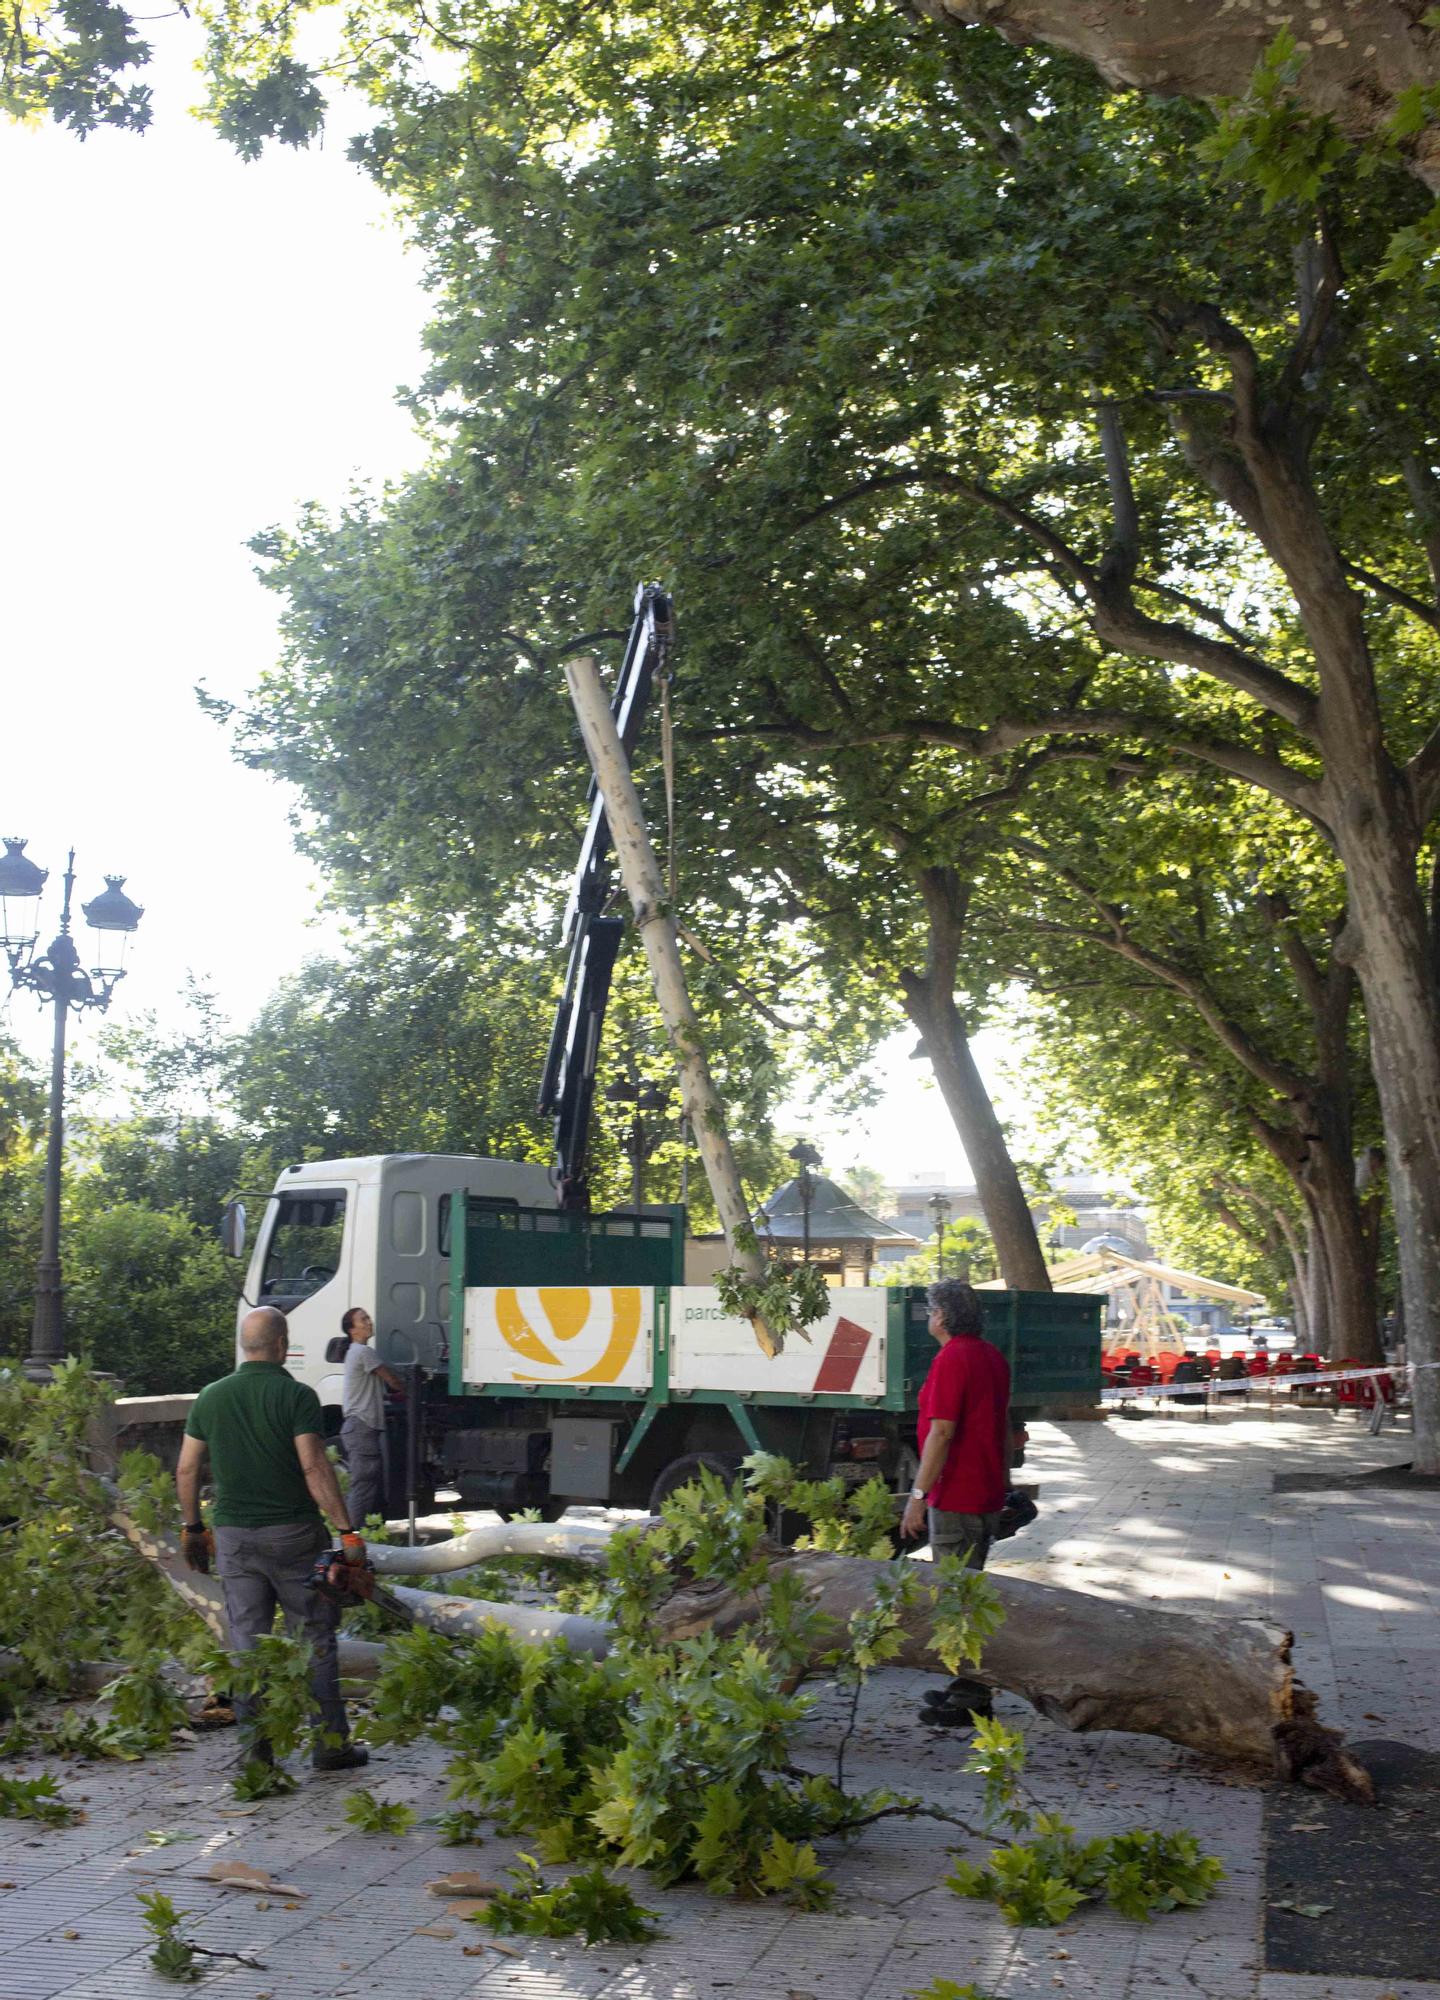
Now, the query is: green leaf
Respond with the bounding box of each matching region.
[343,1787,417,1835]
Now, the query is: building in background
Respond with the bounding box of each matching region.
[875,1172,1150,1270]
[685,1175,921,1286]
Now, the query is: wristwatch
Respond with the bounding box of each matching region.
[908,1484,926,1501]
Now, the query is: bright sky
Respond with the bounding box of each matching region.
[0,34,999,1187]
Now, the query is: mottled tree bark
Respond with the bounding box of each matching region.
[912,0,1440,188]
[109,1508,1369,1791]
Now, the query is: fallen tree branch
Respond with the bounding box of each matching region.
[365,1520,617,1575]
[108,1510,1371,1797]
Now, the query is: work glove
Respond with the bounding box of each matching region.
[181,1524,215,1574]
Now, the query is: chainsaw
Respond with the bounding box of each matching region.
[307,1542,414,1626]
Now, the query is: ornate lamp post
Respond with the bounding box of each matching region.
[927,1191,952,1279]
[0,839,143,1377]
[788,1140,822,1264]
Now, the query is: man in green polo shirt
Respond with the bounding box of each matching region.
[176,1306,368,1773]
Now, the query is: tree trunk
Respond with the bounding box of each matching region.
[1195,409,1439,1469]
[900,866,1052,1290]
[111,1505,1369,1793]
[651,1546,1370,1795]
[1341,850,1440,1468]
[1303,1156,1382,1365]
[1288,1258,1311,1350]
[912,0,1440,190]
[1303,1217,1333,1356]
[564,654,780,1356]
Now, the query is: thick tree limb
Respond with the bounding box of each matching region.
[108,1508,1369,1793]
[795,460,1319,730]
[650,1545,1372,1795]
[1344,559,1440,636]
[699,708,1324,819]
[910,0,1440,191]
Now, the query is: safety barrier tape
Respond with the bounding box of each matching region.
[1100,1361,1411,1402]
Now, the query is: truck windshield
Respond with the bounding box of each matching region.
[261,1190,347,1300]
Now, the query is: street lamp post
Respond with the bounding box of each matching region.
[605,1076,670,1209]
[0,839,143,1378]
[927,1191,952,1279]
[788,1140,822,1264]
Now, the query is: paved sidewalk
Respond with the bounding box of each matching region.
[2,1410,1435,2000]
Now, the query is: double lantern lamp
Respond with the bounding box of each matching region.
[0,837,144,1377]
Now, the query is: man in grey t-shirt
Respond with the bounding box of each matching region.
[339,1308,406,1529]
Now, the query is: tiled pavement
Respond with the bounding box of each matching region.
[2,1407,1435,2000]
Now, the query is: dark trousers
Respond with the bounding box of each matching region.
[340,1417,388,1530]
[215,1520,347,1746]
[929,1507,1003,1711]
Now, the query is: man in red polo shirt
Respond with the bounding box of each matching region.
[901,1277,1011,1727]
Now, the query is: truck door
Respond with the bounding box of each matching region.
[251,1183,357,1391]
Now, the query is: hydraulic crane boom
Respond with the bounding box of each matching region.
[538,584,674,1209]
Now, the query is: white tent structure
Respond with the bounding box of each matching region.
[981,1250,1265,1359]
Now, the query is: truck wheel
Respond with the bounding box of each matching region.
[648,1452,741,1514]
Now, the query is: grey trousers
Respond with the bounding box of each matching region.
[214,1520,347,1745]
[928,1507,1003,1710]
[927,1507,1002,1570]
[341,1417,388,1529]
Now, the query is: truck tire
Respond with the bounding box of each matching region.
[648,1452,741,1514]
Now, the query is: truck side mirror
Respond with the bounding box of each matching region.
[219,1200,247,1259]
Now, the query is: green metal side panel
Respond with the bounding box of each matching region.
[452,1198,677,1402]
[897,1286,1101,1409]
[463,1201,684,1288]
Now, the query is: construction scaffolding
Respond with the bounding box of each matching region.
[981,1250,1264,1360]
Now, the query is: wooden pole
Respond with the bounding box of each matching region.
[564,655,779,1355]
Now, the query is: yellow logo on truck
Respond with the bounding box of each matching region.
[496,1286,642,1384]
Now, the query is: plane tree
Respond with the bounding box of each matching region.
[973,769,1387,1358]
[1019,1009,1355,1347]
[481,15,1440,1451]
[194,8,1440,1448]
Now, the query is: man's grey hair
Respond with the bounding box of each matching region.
[240,1306,289,1358]
[926,1278,984,1337]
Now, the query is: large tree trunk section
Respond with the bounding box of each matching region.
[900,866,1052,1290]
[648,1545,1368,1788]
[912,0,1440,190]
[108,1508,1367,1792]
[564,653,780,1356]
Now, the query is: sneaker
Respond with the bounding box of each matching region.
[311,1742,369,1773]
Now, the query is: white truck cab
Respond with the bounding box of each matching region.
[233,1154,557,1418]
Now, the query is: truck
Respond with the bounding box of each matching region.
[225,1159,1100,1517]
[221,585,1100,1515]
